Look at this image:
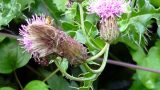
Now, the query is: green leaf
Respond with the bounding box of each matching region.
[130,74,149,90]
[154,78,160,90]
[52,0,67,11]
[0,0,21,28]
[75,30,86,44]
[84,21,98,38]
[130,74,160,90]
[64,2,78,21]
[41,0,63,24]
[47,75,72,90]
[77,72,95,90]
[130,40,160,89]
[150,0,160,8]
[31,0,50,15]
[17,0,35,10]
[0,87,15,90]
[0,39,31,74]
[119,0,160,47]
[0,35,5,42]
[0,0,34,28]
[85,14,99,24]
[24,80,48,90]
[61,21,78,31]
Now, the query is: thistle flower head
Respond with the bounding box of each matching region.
[87,0,129,21]
[19,15,51,57]
[19,14,87,65]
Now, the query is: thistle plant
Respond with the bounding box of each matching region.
[1,0,160,90]
[18,0,130,89]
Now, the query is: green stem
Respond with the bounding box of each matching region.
[26,65,44,78]
[54,60,97,81]
[43,68,59,82]
[14,70,23,90]
[84,43,110,73]
[127,0,136,19]
[79,4,99,50]
[79,4,86,36]
[86,43,108,62]
[0,32,20,39]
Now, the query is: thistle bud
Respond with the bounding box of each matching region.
[99,16,119,43]
[87,0,129,43]
[19,14,87,65]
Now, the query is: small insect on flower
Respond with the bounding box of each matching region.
[45,16,53,26]
[19,14,88,65]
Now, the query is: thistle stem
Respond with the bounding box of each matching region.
[0,32,20,39]
[79,4,86,36]
[86,43,108,62]
[79,4,99,50]
[84,43,110,73]
[107,59,160,74]
[127,0,136,19]
[43,68,59,82]
[54,60,97,81]
[26,65,44,78]
[14,70,23,90]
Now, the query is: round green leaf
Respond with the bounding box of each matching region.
[24,80,48,90]
[47,75,72,90]
[0,39,31,74]
[0,87,15,90]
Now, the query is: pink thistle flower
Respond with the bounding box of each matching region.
[19,15,50,57]
[87,0,129,21]
[19,14,88,65]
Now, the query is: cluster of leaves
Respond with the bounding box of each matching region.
[0,0,160,90]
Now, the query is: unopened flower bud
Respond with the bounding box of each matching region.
[99,16,119,43]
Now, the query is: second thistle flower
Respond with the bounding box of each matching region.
[87,0,129,43]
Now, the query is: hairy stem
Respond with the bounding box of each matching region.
[79,4,99,50]
[84,43,110,73]
[0,32,20,39]
[107,59,160,74]
[26,65,44,78]
[86,43,108,62]
[14,70,23,90]
[54,60,97,81]
[43,68,59,82]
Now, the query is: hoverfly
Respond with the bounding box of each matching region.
[45,16,53,25]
